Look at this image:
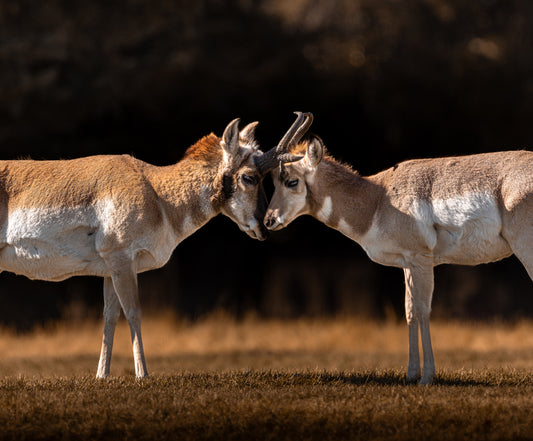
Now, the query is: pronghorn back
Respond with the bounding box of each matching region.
[0,154,155,209]
[373,150,533,203]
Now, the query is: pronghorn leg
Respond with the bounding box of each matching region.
[404,262,435,385]
[103,252,148,378]
[96,277,121,378]
[507,239,533,282]
[404,268,420,382]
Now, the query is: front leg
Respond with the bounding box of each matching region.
[404,262,435,385]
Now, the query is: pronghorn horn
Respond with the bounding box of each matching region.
[254,111,314,175]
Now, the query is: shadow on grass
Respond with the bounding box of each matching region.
[250,370,533,388]
[4,350,533,388]
[249,370,533,387]
[178,366,533,388]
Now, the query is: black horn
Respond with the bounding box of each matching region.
[255,111,314,175]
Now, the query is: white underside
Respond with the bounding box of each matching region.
[0,202,187,281]
[357,192,512,268]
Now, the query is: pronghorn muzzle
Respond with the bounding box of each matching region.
[263,208,281,230]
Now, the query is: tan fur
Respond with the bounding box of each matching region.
[266,140,533,385]
[0,120,267,379]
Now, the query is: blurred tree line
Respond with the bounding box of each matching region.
[1,0,533,330]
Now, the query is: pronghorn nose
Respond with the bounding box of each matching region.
[264,215,275,229]
[264,210,277,229]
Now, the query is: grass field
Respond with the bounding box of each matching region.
[2,315,533,440]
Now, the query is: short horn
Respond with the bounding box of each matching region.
[277,111,314,153]
[254,111,314,175]
[275,111,306,153]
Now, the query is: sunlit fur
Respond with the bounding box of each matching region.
[266,139,533,385]
[0,120,267,378]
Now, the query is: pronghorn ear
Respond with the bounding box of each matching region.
[239,121,259,144]
[221,118,241,156]
[304,136,324,170]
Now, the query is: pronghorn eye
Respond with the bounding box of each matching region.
[241,174,258,186]
[286,179,299,188]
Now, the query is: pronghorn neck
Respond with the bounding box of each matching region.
[145,135,227,239]
[307,157,382,240]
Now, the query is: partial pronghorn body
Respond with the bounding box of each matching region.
[0,113,312,379]
[265,137,533,385]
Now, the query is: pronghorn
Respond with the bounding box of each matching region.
[264,132,533,385]
[0,113,312,378]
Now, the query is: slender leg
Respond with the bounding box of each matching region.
[419,314,435,385]
[103,252,149,378]
[404,268,420,382]
[404,262,435,385]
[96,277,121,378]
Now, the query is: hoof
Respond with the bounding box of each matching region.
[135,373,150,380]
[418,375,434,386]
[406,370,421,384]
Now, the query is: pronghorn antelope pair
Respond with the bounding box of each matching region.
[2,112,532,385]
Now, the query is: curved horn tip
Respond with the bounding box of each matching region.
[293,111,313,118]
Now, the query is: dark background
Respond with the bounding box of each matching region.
[1,0,533,330]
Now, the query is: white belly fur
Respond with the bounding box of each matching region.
[360,192,512,268]
[429,192,512,265]
[0,205,180,281]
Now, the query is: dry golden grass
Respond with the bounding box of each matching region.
[2,315,533,440]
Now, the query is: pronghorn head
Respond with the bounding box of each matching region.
[216,118,268,241]
[216,112,313,240]
[264,135,324,231]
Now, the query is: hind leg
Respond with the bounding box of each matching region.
[509,246,533,283]
[504,224,533,281]
[502,200,533,281]
[96,277,121,378]
[102,250,148,378]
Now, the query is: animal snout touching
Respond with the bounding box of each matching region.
[253,185,269,241]
[245,218,269,241]
[264,209,282,230]
[254,215,268,240]
[255,219,269,241]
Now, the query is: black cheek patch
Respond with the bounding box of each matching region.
[255,184,270,239]
[255,184,268,220]
[222,173,236,201]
